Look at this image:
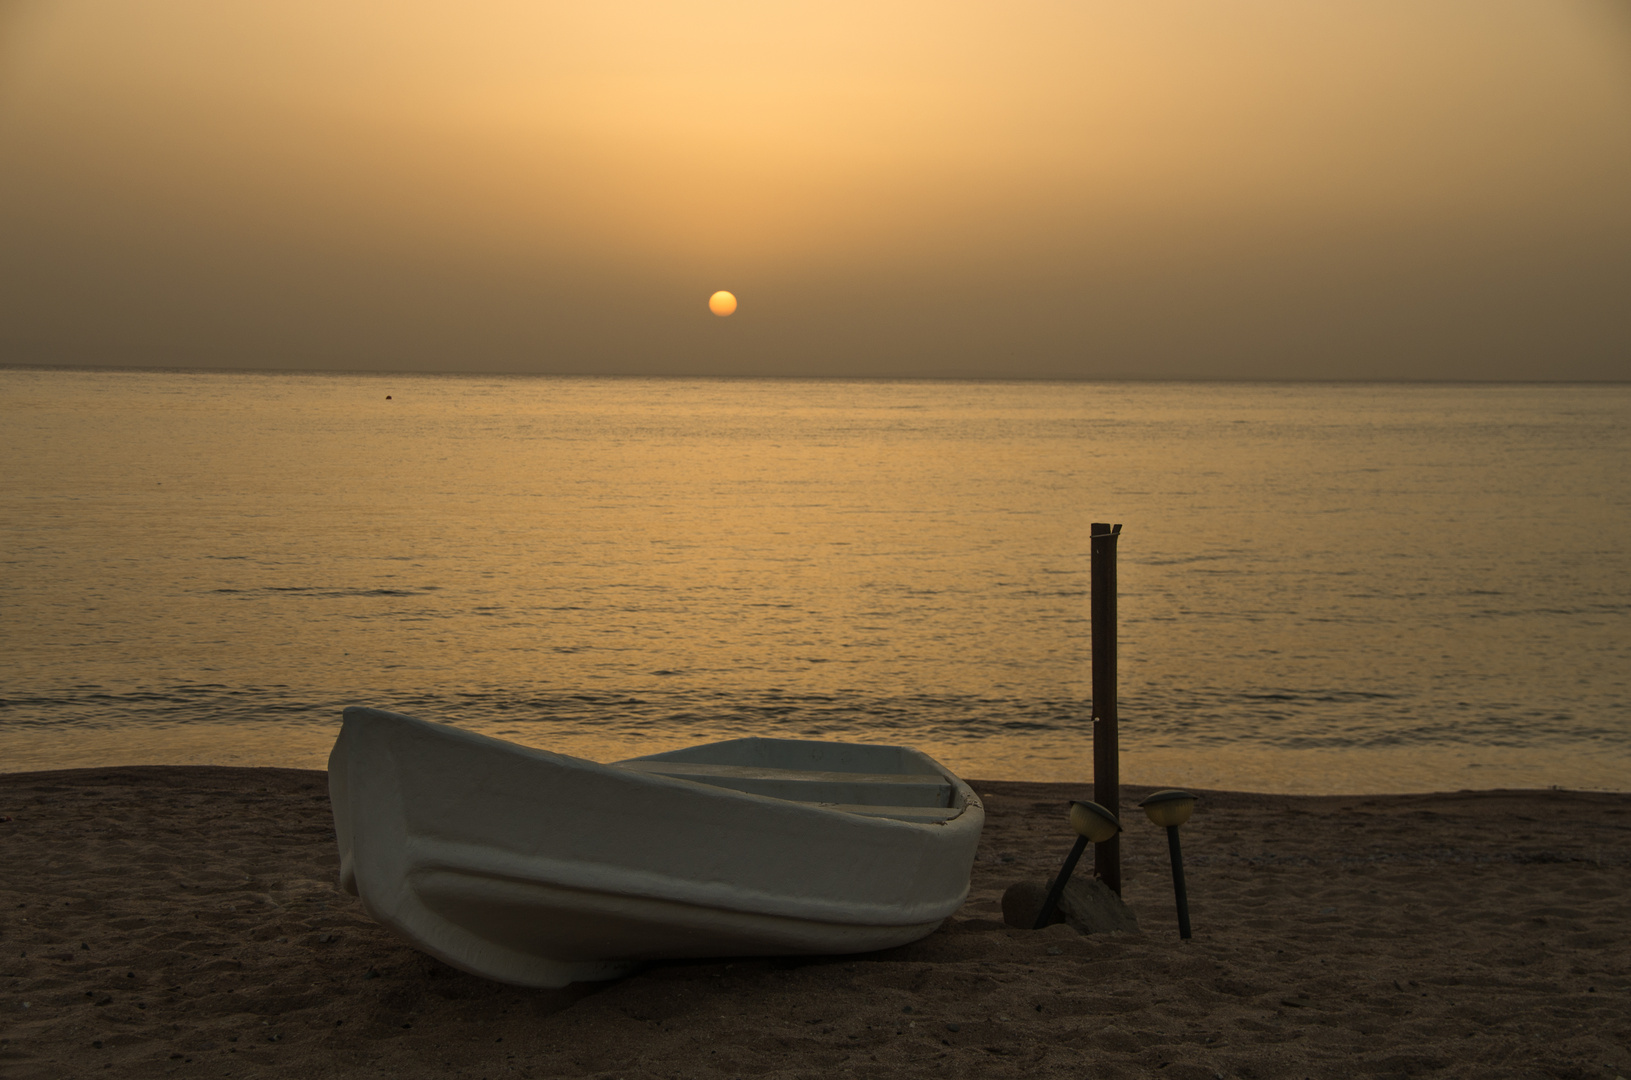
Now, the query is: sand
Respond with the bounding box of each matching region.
[2,766,1628,1080]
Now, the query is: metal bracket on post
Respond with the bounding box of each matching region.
[1090,522,1123,896]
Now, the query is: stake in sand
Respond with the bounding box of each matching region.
[1141,789,1198,940]
[1091,522,1123,894]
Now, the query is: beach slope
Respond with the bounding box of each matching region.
[2,767,1627,1079]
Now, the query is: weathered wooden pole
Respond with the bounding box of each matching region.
[1091,522,1123,895]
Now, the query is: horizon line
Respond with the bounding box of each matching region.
[4,362,1628,388]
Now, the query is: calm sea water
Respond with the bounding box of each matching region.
[2,368,1627,792]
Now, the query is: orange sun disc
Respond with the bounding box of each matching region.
[709,291,737,316]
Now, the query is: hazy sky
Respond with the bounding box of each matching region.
[2,0,1629,379]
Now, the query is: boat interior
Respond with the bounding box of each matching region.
[615,737,966,823]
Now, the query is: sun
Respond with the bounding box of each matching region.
[708,290,737,317]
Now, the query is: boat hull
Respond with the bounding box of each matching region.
[329,707,984,987]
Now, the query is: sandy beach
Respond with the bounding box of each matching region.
[2,766,1627,1080]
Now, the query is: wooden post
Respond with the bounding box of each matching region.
[1091,522,1123,895]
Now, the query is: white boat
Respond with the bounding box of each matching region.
[328,706,985,988]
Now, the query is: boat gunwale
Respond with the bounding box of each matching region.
[404,840,972,927]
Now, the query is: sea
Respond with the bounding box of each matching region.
[2,367,1627,793]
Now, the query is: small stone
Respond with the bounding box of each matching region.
[1057,878,1141,935]
[946,1023,960,1032]
[1001,881,1061,929]
[1004,878,1139,934]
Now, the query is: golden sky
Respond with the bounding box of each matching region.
[2,0,1629,378]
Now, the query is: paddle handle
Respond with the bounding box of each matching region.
[1033,835,1090,929]
[1167,825,1192,940]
